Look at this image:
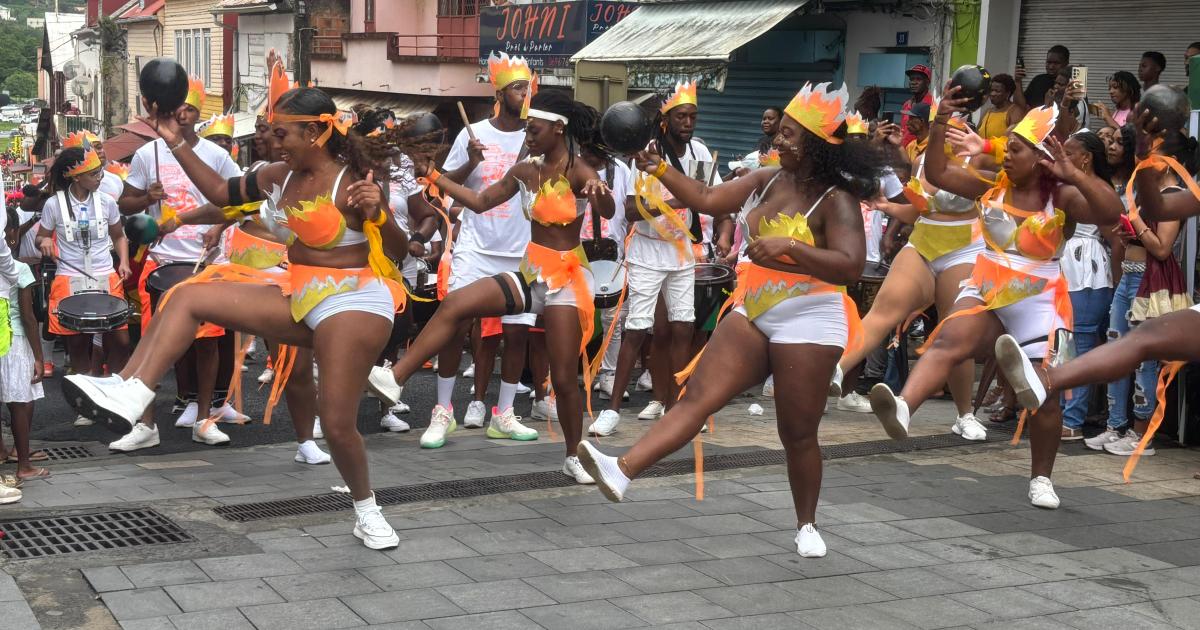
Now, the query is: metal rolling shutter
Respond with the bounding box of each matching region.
[1018,0,1200,105]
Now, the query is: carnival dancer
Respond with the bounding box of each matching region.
[367,90,614,483]
[411,52,537,437]
[35,145,131,375]
[64,68,409,549]
[996,102,1200,481]
[158,111,330,465]
[577,82,884,558]
[869,88,1123,509]
[114,77,242,452]
[830,99,987,439]
[602,81,714,428]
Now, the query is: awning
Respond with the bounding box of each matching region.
[323,89,438,118]
[570,0,807,64]
[113,0,164,23]
[102,131,152,163]
[211,0,289,14]
[114,120,160,139]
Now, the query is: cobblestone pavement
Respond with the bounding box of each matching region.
[2,388,1200,629]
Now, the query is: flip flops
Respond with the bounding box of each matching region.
[6,450,48,463]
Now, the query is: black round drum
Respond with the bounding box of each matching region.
[146,261,202,313]
[694,262,734,332]
[850,261,890,315]
[411,260,440,326]
[56,292,130,333]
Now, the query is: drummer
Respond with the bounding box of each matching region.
[35,144,132,377]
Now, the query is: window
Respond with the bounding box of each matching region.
[438,0,479,17]
[365,0,375,23]
[174,28,212,88]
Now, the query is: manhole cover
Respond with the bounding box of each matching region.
[0,509,194,559]
[40,446,95,461]
[214,431,989,522]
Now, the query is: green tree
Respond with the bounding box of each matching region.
[2,71,37,99]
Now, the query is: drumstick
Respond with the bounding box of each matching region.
[706,151,719,186]
[456,102,477,142]
[193,248,208,274]
[53,256,98,281]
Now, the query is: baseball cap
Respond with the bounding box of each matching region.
[906,64,932,80]
[906,102,931,120]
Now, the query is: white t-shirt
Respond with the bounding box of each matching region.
[624,138,719,270]
[15,209,39,261]
[865,169,905,265]
[99,169,124,201]
[40,189,121,277]
[126,137,241,263]
[581,159,631,259]
[388,155,442,282]
[441,120,528,257]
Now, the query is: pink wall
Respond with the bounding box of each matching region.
[351,0,438,34]
[311,38,491,97]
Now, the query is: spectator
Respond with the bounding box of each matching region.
[755,106,782,153]
[1095,71,1140,129]
[900,64,933,146]
[1139,51,1166,90]
[1049,65,1088,138]
[978,74,1024,139]
[902,102,930,164]
[0,208,46,480]
[1015,45,1069,110]
[1186,42,1200,77]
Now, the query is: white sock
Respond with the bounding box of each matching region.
[593,448,631,494]
[497,380,518,414]
[353,493,377,514]
[436,376,455,408]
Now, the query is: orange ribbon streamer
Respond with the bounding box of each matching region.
[1124,154,1200,221]
[1123,360,1185,481]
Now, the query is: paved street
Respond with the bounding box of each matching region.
[2,370,1200,629]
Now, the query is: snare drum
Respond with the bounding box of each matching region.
[55,292,131,333]
[850,261,889,315]
[146,261,202,313]
[591,260,625,309]
[411,260,440,326]
[694,262,734,332]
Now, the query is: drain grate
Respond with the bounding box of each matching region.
[214,431,986,523]
[40,446,95,461]
[0,509,194,559]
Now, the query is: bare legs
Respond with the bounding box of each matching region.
[607,328,649,412]
[1046,310,1200,393]
[544,306,583,455]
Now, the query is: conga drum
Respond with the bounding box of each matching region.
[694,262,734,332]
[145,261,202,313]
[850,261,889,315]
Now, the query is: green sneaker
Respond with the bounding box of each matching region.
[420,404,456,448]
[486,407,538,441]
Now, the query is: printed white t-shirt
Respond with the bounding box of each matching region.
[388,154,442,282]
[99,169,124,201]
[441,120,528,258]
[39,189,121,277]
[126,137,241,263]
[623,138,720,271]
[581,159,631,259]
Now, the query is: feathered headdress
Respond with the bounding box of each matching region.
[66,141,102,177]
[198,114,235,139]
[185,76,205,111]
[844,110,868,136]
[1012,104,1059,155]
[661,81,698,114]
[784,82,849,145]
[487,51,533,90]
[63,130,101,148]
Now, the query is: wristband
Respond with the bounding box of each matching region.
[168,139,187,153]
[411,231,429,245]
[427,168,442,184]
[652,161,669,178]
[982,139,993,155]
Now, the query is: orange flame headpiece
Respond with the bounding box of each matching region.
[184,76,205,110]
[844,110,868,136]
[488,51,533,90]
[66,141,102,177]
[63,130,101,148]
[759,149,780,167]
[105,162,130,180]
[264,61,353,147]
[198,114,235,139]
[785,82,849,145]
[661,81,698,113]
[1012,104,1059,155]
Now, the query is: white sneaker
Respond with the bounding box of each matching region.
[74,415,94,427]
[487,407,539,441]
[563,456,595,484]
[366,364,402,407]
[420,405,456,449]
[463,400,488,428]
[636,370,653,392]
[828,364,843,398]
[294,440,331,464]
[869,383,910,440]
[245,338,258,356]
[380,412,411,433]
[211,403,251,425]
[596,373,629,401]
[312,416,323,439]
[638,400,665,421]
[64,375,155,435]
[462,363,475,378]
[762,375,775,398]
[391,401,410,415]
[995,334,1047,410]
[109,423,160,452]
[795,523,827,558]
[192,421,231,446]
[0,485,21,504]
[240,364,248,372]
[353,503,399,550]
[952,413,987,441]
[1029,476,1060,509]
[1084,428,1123,451]
[174,402,199,428]
[531,398,558,422]
[576,441,629,502]
[836,392,873,413]
[516,382,531,395]
[589,409,620,437]
[1103,431,1154,457]
[257,367,275,385]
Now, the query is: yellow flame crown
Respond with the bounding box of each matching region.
[488,51,533,90]
[661,81,698,113]
[63,130,101,148]
[198,114,235,139]
[66,142,102,177]
[844,110,868,136]
[785,82,849,145]
[1012,104,1059,152]
[759,149,780,167]
[185,76,206,110]
[105,162,130,180]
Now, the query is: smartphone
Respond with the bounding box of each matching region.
[1071,65,1088,93]
[1016,56,1025,69]
[1088,102,1101,116]
[882,112,895,124]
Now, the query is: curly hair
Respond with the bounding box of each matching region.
[795,124,888,200]
[1070,130,1114,185]
[1107,71,1141,105]
[1111,123,1137,177]
[274,87,383,179]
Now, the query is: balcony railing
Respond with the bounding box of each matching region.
[389,26,478,61]
[312,35,345,58]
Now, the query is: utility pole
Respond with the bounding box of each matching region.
[295,1,312,86]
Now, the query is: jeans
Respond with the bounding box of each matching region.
[1061,287,1114,429]
[1105,271,1157,430]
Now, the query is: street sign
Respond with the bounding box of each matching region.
[478,0,637,70]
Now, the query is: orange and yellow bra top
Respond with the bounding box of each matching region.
[261,166,368,250]
[737,173,833,261]
[518,176,584,227]
[979,174,1065,261]
[903,154,978,216]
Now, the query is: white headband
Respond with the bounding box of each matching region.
[526,108,568,124]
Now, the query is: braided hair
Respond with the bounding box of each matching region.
[527,90,601,171]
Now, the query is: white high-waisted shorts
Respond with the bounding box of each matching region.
[302,279,396,329]
[732,292,847,347]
